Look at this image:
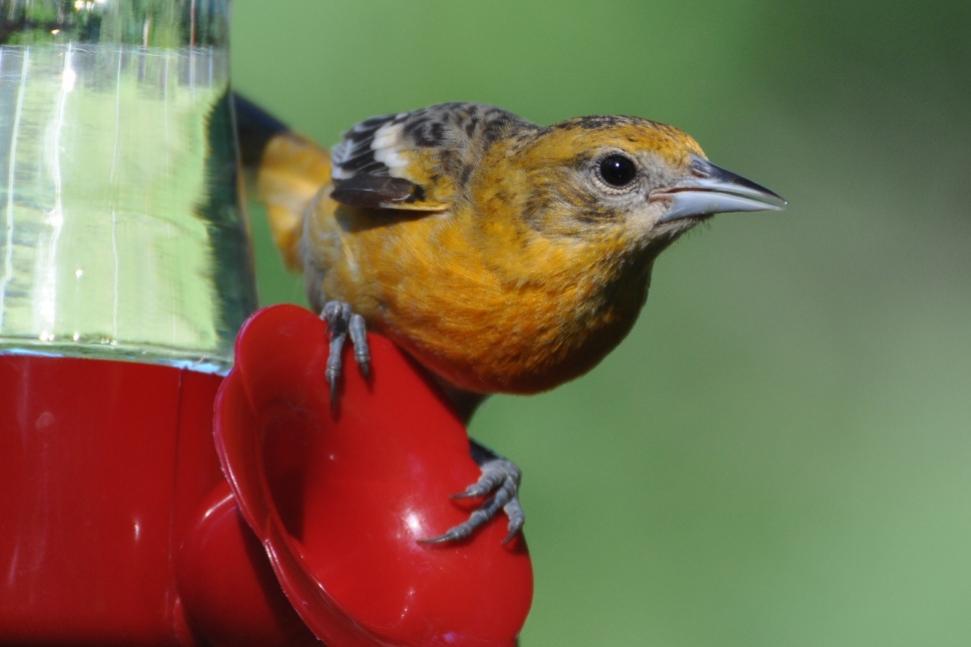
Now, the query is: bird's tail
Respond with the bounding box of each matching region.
[234,94,332,272]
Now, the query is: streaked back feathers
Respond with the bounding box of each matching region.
[330,102,535,211]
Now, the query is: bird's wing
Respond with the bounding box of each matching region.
[330,102,530,211]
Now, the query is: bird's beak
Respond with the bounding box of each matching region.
[655,156,787,223]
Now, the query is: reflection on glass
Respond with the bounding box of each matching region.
[0,0,256,373]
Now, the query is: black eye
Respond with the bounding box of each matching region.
[597,154,638,187]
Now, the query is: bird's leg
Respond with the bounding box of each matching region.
[423,440,525,544]
[320,300,371,401]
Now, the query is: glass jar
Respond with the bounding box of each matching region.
[0,0,255,374]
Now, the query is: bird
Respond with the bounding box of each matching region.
[234,96,786,544]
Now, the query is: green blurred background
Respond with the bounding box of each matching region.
[232,1,971,644]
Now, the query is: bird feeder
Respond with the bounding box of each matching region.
[0,1,531,645]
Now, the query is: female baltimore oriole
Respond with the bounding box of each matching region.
[235,96,785,543]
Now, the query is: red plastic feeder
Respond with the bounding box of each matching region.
[0,306,533,646]
[185,305,533,646]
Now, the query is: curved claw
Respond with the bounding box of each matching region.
[349,313,371,379]
[451,482,492,500]
[325,329,347,403]
[502,498,525,544]
[421,502,502,545]
[319,301,372,405]
[423,458,524,545]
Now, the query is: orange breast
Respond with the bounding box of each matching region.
[301,197,651,394]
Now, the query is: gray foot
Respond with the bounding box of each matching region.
[320,300,371,401]
[423,444,524,545]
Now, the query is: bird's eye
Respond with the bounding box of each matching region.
[597,154,638,188]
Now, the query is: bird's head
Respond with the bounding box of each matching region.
[502,115,786,253]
